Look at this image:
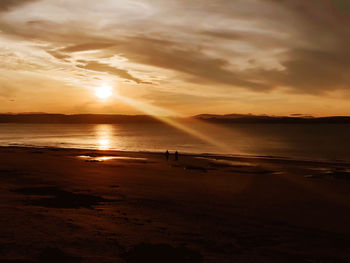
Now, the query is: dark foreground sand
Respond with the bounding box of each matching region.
[1,146,350,263]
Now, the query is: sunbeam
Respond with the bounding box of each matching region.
[117,95,235,153]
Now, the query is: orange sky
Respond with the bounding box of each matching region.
[0,0,349,116]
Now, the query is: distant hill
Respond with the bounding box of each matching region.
[0,113,350,124]
[193,114,350,124]
[0,114,161,124]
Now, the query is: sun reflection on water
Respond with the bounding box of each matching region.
[95,125,113,150]
[98,138,110,150]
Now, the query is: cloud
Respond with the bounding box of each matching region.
[0,0,349,111]
[46,50,71,61]
[61,42,115,53]
[76,60,143,84]
[0,0,38,12]
[112,36,271,90]
[278,48,350,93]
[257,0,350,93]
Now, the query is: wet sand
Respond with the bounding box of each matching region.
[1,146,350,262]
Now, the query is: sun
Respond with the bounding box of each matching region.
[95,85,112,99]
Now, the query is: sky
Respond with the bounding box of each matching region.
[0,0,349,116]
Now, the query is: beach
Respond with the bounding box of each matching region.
[1,146,350,263]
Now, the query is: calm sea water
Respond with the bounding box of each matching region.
[0,122,349,162]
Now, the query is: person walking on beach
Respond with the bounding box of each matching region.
[175,151,179,161]
[165,150,169,161]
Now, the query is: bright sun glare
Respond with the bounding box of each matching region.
[95,86,112,99]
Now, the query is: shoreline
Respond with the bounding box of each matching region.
[1,144,350,166]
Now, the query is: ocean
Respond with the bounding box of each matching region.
[1,122,350,162]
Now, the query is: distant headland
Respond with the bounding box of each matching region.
[1,113,350,124]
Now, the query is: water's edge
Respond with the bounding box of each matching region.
[2,144,349,166]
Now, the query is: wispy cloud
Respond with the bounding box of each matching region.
[0,0,39,12]
[76,60,143,84]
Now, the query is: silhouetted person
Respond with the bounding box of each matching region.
[175,151,179,161]
[165,150,169,161]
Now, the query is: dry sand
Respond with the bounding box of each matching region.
[1,146,350,262]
